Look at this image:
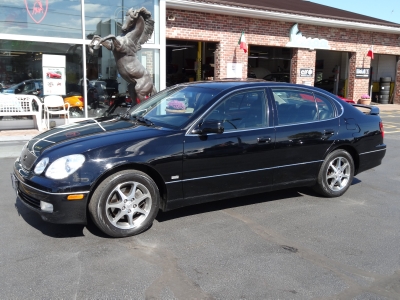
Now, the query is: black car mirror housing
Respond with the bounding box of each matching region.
[192,120,224,134]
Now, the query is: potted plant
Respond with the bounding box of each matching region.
[358,94,371,105]
[166,99,186,113]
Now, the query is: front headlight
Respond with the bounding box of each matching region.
[34,157,49,175]
[45,154,85,179]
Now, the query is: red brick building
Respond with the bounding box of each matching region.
[165,0,400,104]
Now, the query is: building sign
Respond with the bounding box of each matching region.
[355,68,370,78]
[227,63,242,78]
[25,0,48,24]
[286,23,330,50]
[300,68,314,77]
[42,54,66,95]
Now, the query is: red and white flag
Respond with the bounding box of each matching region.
[367,46,374,59]
[238,31,248,53]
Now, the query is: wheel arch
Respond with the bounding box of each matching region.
[326,144,360,175]
[88,163,168,211]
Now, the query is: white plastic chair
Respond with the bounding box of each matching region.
[43,95,70,129]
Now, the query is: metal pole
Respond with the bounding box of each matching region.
[81,0,88,118]
[122,0,124,25]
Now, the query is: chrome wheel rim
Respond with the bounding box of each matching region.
[326,156,351,192]
[105,181,152,230]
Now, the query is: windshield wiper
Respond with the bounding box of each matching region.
[136,116,154,126]
[119,111,131,120]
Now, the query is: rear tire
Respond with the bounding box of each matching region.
[313,149,354,197]
[89,170,160,237]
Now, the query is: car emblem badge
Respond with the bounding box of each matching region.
[25,0,48,24]
[23,155,27,161]
[66,131,80,138]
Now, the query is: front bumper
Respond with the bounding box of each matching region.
[12,166,89,225]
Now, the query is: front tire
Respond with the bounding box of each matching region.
[88,170,160,237]
[313,149,354,197]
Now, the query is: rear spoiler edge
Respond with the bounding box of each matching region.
[352,104,380,115]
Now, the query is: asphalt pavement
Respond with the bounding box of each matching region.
[0,106,400,299]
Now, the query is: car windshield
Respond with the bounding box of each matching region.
[126,85,221,129]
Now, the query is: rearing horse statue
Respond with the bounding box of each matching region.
[88,7,156,104]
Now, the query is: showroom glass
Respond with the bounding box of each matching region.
[84,0,158,43]
[0,0,82,38]
[129,86,220,129]
[84,0,160,99]
[204,89,267,131]
[0,40,85,120]
[0,40,83,91]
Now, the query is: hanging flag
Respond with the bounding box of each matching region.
[238,31,248,53]
[367,46,374,59]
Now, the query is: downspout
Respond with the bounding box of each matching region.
[197,42,202,81]
[391,56,399,104]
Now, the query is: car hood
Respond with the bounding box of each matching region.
[26,117,166,157]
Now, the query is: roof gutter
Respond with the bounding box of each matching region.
[166,0,400,34]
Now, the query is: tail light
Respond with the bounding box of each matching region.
[77,96,83,102]
[379,121,384,139]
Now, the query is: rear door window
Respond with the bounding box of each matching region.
[271,88,318,125]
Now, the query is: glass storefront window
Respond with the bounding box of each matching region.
[0,40,85,121]
[85,48,160,117]
[0,0,82,38]
[0,40,83,90]
[1,0,162,128]
[84,0,158,44]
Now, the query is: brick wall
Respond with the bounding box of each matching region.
[291,49,316,85]
[166,9,400,104]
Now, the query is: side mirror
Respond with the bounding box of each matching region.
[191,120,224,134]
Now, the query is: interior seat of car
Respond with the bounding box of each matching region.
[294,104,317,123]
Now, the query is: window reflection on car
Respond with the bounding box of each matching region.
[127,86,220,129]
[272,88,335,125]
[263,73,290,83]
[203,90,267,130]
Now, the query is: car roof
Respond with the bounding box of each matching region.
[176,80,322,93]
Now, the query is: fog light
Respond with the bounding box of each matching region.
[40,201,53,212]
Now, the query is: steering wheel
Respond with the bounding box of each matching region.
[223,118,237,129]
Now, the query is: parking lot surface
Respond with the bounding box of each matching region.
[0,110,399,299]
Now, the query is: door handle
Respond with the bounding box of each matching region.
[324,129,335,135]
[257,137,272,143]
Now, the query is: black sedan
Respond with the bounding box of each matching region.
[11,81,386,237]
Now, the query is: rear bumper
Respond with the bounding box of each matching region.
[357,145,386,174]
[12,163,89,224]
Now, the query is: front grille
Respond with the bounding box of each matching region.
[19,146,37,170]
[18,189,41,210]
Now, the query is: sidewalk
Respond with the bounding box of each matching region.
[370,102,400,111]
[1,103,400,142]
[0,129,43,141]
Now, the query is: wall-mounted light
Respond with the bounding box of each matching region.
[168,14,175,21]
